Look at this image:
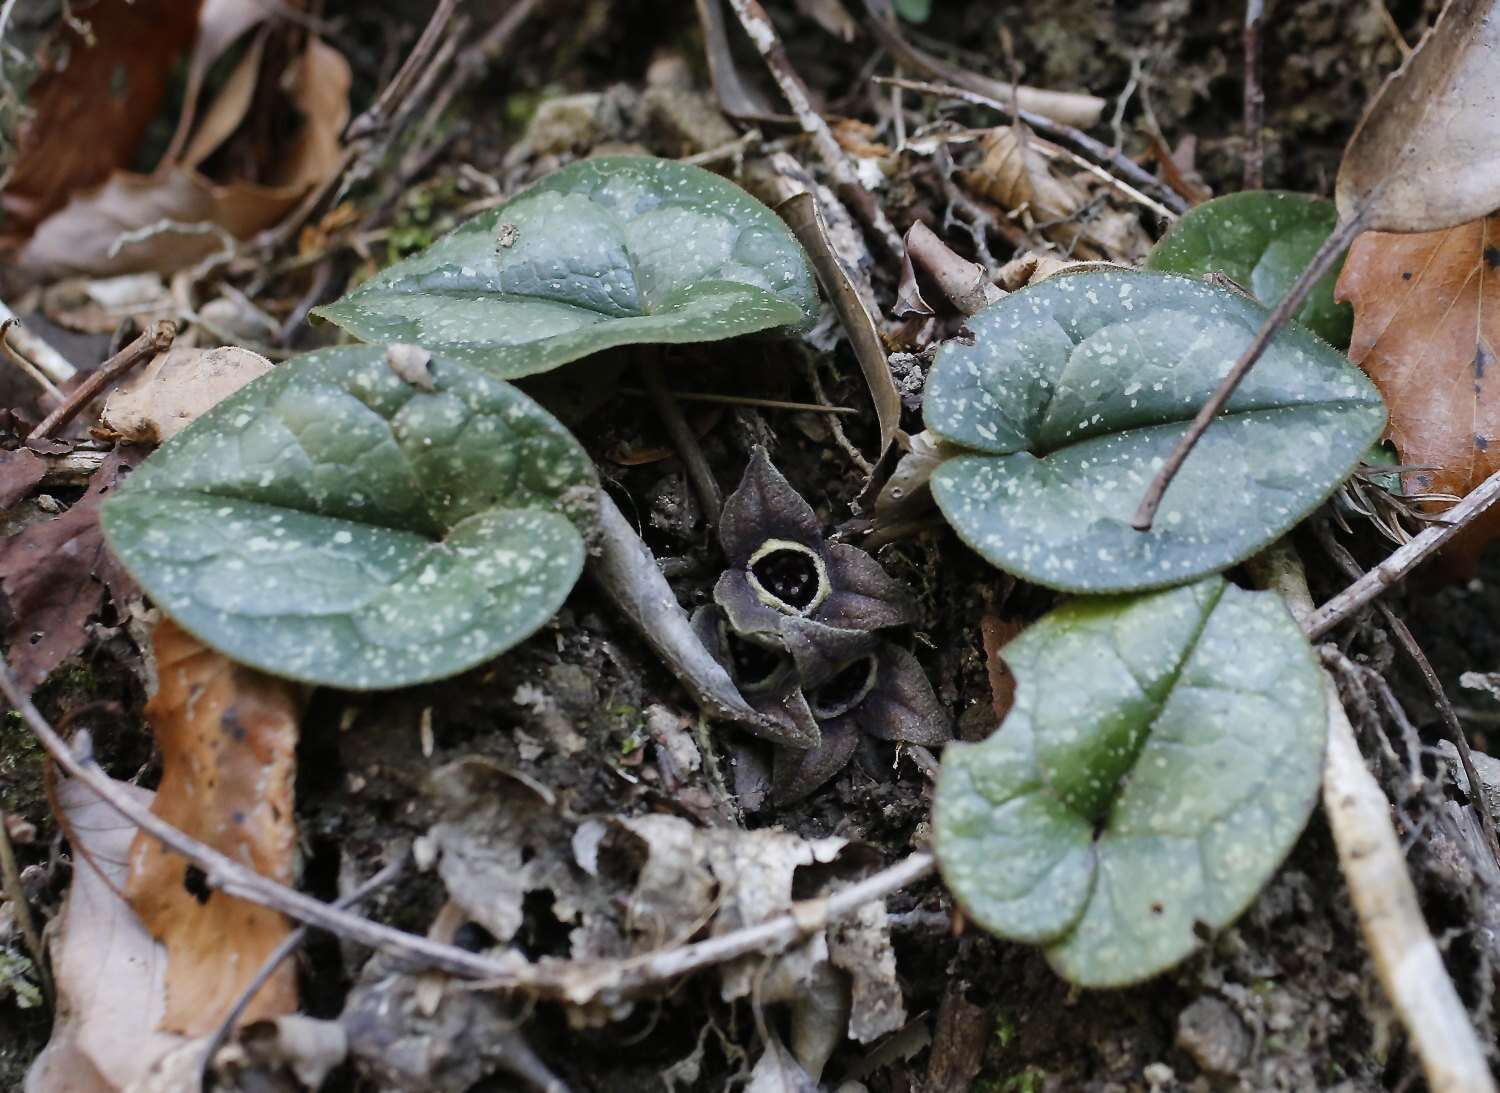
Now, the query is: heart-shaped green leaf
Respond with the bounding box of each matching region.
[313,156,819,378]
[101,346,596,689]
[1146,191,1353,347]
[924,271,1386,593]
[933,577,1325,987]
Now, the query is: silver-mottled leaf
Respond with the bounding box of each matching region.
[933,578,1326,987]
[924,271,1386,593]
[102,346,596,689]
[314,156,818,378]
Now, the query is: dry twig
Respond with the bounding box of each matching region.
[196,854,409,1086]
[0,656,935,1006]
[1256,543,1497,1093]
[1307,462,1500,637]
[1130,211,1367,529]
[28,320,176,442]
[726,0,904,257]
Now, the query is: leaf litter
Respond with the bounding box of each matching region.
[7,1,1500,1090]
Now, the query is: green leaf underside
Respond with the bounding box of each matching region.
[1145,191,1353,347]
[101,346,596,689]
[313,156,819,378]
[933,578,1326,987]
[924,271,1386,593]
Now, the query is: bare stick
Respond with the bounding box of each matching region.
[345,0,460,140]
[1131,211,1366,529]
[1257,543,1497,1093]
[196,854,408,1086]
[616,387,858,415]
[0,320,65,402]
[877,76,1188,216]
[640,358,724,527]
[725,0,904,258]
[859,0,1105,129]
[28,320,176,442]
[0,300,76,383]
[1242,0,1266,190]
[1307,463,1500,638]
[1315,522,1500,872]
[0,809,52,1007]
[0,656,933,1004]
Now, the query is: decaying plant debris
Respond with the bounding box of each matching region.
[5,1,1500,1091]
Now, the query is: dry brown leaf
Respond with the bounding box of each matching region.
[1337,0,1500,233]
[2,0,204,235]
[17,34,350,275]
[964,126,1150,260]
[1336,216,1500,567]
[964,125,1085,227]
[0,448,141,687]
[0,448,46,509]
[125,619,301,1035]
[26,773,183,1093]
[98,345,273,444]
[979,615,1024,725]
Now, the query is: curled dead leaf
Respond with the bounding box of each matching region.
[125,619,302,1035]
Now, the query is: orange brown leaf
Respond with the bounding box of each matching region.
[125,619,302,1035]
[1336,216,1500,567]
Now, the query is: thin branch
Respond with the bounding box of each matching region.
[0,319,65,402]
[616,387,858,415]
[1307,462,1500,638]
[344,0,460,140]
[1315,522,1500,872]
[0,299,76,384]
[28,320,176,442]
[1130,211,1366,529]
[877,76,1188,216]
[197,853,408,1086]
[1242,0,1266,190]
[640,358,724,528]
[0,658,931,1005]
[1255,543,1498,1093]
[0,809,52,1008]
[725,0,904,258]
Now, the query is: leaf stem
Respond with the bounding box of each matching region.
[1131,211,1366,530]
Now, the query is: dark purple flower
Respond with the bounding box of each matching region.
[773,642,951,804]
[713,448,918,682]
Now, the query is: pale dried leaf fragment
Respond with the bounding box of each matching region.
[125,620,301,1035]
[26,775,184,1093]
[99,346,274,444]
[1336,0,1500,233]
[746,1037,820,1093]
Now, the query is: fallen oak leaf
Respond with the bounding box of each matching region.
[1336,215,1500,570]
[0,447,141,688]
[125,619,301,1035]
